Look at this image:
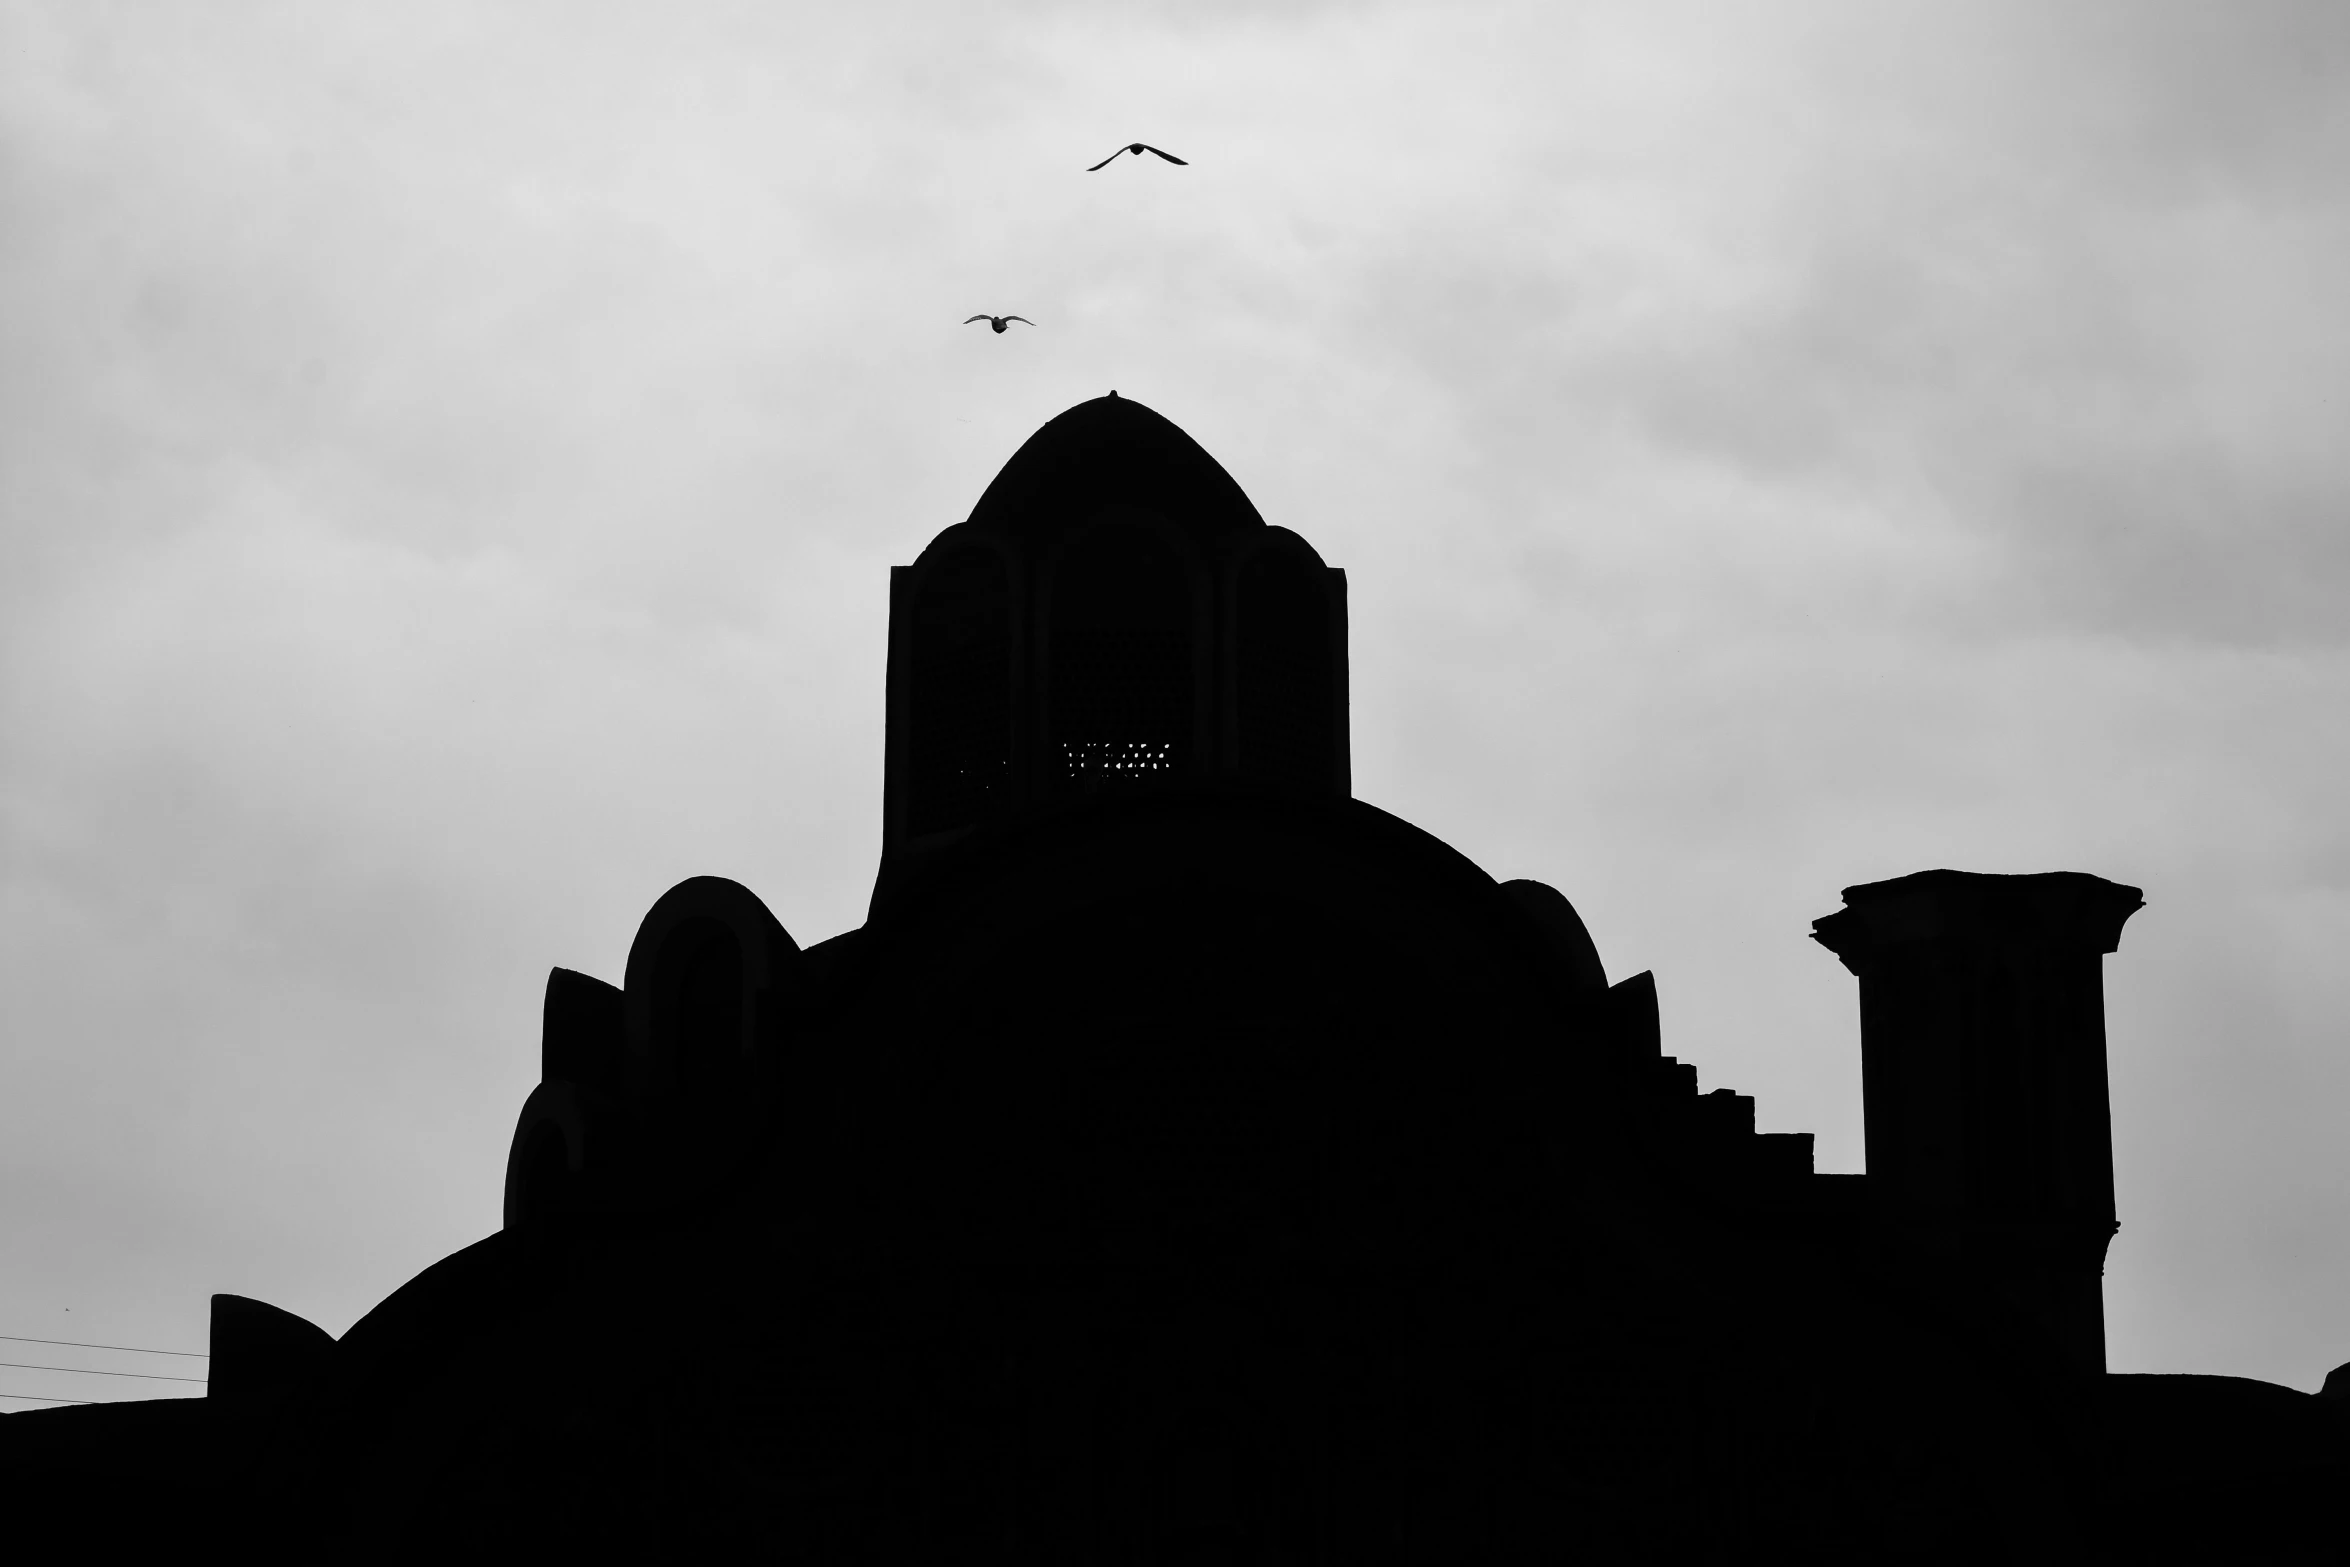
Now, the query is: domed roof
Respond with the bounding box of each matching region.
[965,393,1266,547]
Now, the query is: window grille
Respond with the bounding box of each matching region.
[1061,739,1176,777]
[1048,526,1193,787]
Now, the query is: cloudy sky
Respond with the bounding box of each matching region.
[3,0,2346,1406]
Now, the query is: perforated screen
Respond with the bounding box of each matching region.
[1048,525,1192,786]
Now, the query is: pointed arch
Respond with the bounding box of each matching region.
[1042,517,1202,788]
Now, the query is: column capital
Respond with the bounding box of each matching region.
[1810,869,2143,977]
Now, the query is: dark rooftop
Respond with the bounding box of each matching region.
[964,393,1267,548]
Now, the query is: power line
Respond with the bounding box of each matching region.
[0,1392,94,1405]
[0,1360,207,1385]
[0,1334,207,1359]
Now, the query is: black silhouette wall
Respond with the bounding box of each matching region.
[18,393,2346,1565]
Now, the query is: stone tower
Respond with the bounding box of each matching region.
[1812,869,2145,1373]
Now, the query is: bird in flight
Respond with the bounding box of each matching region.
[964,314,1034,334]
[1088,143,1187,172]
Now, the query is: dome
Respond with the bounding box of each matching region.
[964,393,1266,548]
[876,391,1350,891]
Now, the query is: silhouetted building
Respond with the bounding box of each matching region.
[9,396,2346,1560]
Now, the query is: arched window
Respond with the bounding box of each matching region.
[1047,524,1193,786]
[1235,547,1333,791]
[908,544,1014,835]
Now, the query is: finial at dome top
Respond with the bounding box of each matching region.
[1108,389,1117,398]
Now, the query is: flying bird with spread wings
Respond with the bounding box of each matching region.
[1088,142,1187,172]
[964,315,1034,334]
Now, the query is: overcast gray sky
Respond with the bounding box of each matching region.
[4,0,2346,1404]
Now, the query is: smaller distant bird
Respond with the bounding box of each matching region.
[1088,142,1187,172]
[965,314,1034,334]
